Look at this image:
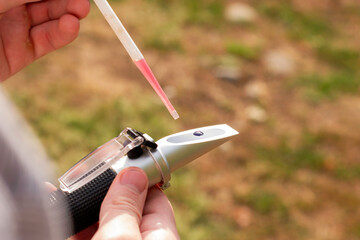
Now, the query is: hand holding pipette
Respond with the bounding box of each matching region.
[93,0,179,120]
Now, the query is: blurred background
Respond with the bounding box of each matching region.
[3,0,360,239]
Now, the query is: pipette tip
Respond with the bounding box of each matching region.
[171,110,180,120]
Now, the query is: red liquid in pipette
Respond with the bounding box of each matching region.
[134,59,179,119]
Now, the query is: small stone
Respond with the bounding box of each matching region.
[215,65,241,83]
[163,85,177,99]
[234,206,253,228]
[225,3,258,23]
[219,141,234,153]
[245,105,268,123]
[244,80,268,100]
[263,49,296,76]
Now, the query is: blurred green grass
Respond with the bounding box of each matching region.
[255,132,325,174]
[257,1,333,42]
[296,72,359,101]
[226,42,261,61]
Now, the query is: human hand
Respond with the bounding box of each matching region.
[70,167,180,240]
[0,0,90,81]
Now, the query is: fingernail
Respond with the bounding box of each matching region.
[120,168,147,193]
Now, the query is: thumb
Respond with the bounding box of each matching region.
[93,167,149,240]
[0,0,41,14]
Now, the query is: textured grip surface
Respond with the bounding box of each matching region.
[49,169,117,237]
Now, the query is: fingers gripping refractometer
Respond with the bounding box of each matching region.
[48,124,238,237]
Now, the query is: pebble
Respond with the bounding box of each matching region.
[215,65,241,83]
[234,206,253,228]
[263,49,296,75]
[225,3,258,23]
[244,80,268,100]
[163,85,177,99]
[245,105,268,123]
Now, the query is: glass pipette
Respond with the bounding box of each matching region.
[93,0,179,120]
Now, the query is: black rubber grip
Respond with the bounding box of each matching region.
[48,168,117,237]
